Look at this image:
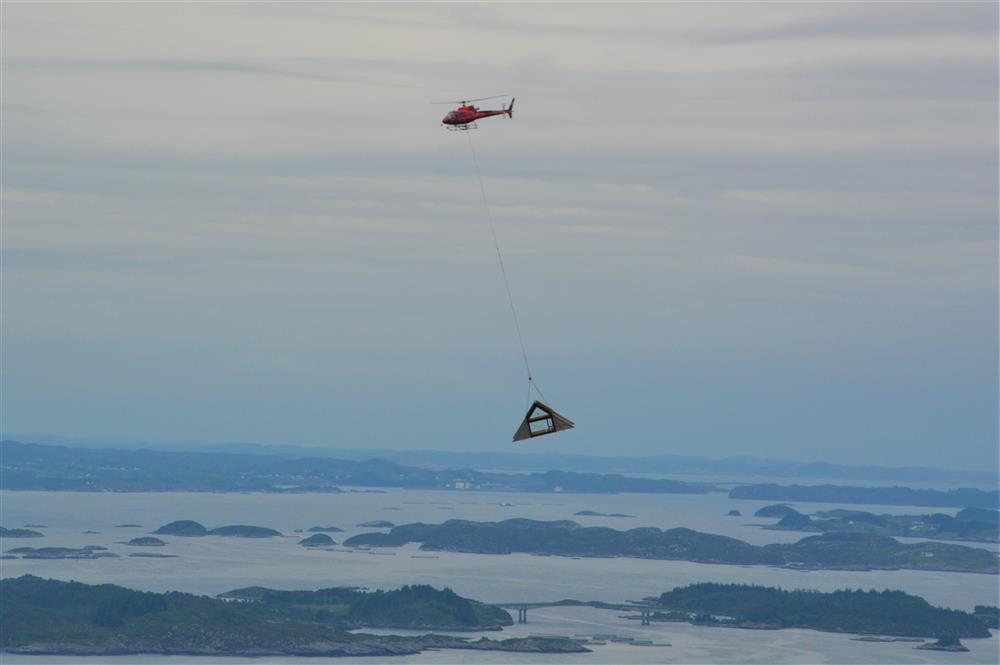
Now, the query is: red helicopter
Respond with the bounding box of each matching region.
[437,95,514,130]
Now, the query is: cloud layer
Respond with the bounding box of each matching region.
[3,4,996,468]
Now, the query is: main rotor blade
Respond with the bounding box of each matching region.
[430,94,508,104]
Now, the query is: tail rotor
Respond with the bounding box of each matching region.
[506,97,515,118]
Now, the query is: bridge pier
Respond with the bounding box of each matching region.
[640,609,652,626]
[516,606,528,623]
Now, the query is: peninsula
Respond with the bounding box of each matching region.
[0,576,587,657]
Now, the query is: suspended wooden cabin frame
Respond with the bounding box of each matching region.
[513,400,575,442]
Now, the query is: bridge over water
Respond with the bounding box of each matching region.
[492,600,658,625]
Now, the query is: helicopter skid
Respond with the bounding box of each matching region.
[444,122,478,131]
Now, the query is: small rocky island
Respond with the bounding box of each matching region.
[4,546,118,560]
[574,510,634,518]
[357,520,395,528]
[208,525,282,538]
[916,636,970,652]
[123,537,166,547]
[152,520,207,536]
[308,526,344,533]
[299,533,336,547]
[1,527,43,538]
[0,576,588,657]
[152,520,281,538]
[754,504,799,518]
[726,509,741,517]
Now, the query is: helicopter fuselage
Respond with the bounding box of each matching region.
[442,104,511,126]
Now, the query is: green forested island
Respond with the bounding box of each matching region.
[758,506,998,543]
[343,519,999,573]
[0,576,587,657]
[731,484,999,509]
[152,520,281,537]
[655,583,992,638]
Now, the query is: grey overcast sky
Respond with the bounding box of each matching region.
[2,3,997,469]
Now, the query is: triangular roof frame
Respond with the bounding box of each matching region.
[513,400,575,442]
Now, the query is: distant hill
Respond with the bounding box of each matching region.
[6,441,992,508]
[730,484,999,509]
[0,441,713,495]
[11,436,994,486]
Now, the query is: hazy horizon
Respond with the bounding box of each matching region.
[3,3,997,469]
[5,433,998,478]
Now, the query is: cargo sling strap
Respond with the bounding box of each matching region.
[468,132,574,442]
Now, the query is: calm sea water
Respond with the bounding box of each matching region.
[2,489,998,664]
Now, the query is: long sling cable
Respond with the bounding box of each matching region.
[466,131,547,409]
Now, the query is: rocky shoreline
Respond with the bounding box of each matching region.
[3,635,591,658]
